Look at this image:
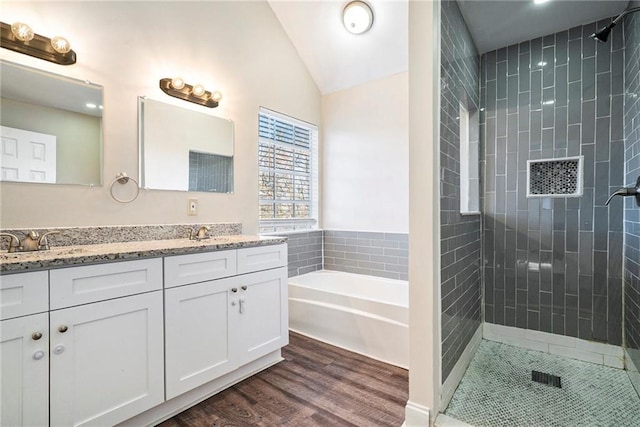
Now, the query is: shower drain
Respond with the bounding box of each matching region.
[532,370,562,388]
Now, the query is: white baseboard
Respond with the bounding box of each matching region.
[440,325,482,410]
[483,323,624,368]
[404,401,431,426]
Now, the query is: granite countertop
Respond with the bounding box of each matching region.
[0,235,287,273]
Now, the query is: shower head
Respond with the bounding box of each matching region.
[590,6,640,43]
[590,24,614,43]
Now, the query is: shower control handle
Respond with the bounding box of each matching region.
[605,176,640,207]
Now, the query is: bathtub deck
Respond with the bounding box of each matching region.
[160,332,409,426]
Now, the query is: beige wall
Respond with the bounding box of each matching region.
[1,97,102,185]
[321,72,409,233]
[0,1,321,233]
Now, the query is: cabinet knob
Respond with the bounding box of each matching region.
[241,285,247,291]
[231,300,237,306]
[231,287,238,293]
[33,350,45,360]
[53,344,65,355]
[58,325,68,333]
[32,332,43,340]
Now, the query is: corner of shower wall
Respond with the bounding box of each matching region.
[439,0,483,401]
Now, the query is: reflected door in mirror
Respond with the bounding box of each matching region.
[1,126,56,183]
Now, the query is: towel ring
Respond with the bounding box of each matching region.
[109,172,140,203]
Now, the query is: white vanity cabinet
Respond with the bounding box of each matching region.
[0,241,288,427]
[0,271,49,427]
[48,259,165,427]
[164,244,288,399]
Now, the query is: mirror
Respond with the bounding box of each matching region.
[139,97,234,193]
[0,60,103,186]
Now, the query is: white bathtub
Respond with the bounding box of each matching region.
[288,269,408,368]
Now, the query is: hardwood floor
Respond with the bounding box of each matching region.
[159,332,409,427]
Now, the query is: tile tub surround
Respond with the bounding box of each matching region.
[0,235,286,272]
[280,230,323,278]
[481,19,625,345]
[323,230,408,281]
[440,0,482,384]
[624,1,640,391]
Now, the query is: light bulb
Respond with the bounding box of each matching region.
[192,84,206,97]
[171,77,185,90]
[51,36,71,54]
[11,22,34,42]
[343,1,373,35]
[211,90,223,102]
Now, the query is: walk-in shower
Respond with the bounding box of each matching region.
[439,0,640,425]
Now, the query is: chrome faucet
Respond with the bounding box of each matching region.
[188,226,210,241]
[0,230,60,253]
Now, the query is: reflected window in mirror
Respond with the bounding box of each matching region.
[0,60,103,186]
[139,97,234,193]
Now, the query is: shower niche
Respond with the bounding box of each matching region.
[526,156,584,198]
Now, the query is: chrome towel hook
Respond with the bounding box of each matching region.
[109,172,140,203]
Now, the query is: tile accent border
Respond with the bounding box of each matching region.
[483,323,624,369]
[0,223,242,249]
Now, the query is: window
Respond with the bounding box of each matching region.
[258,108,318,233]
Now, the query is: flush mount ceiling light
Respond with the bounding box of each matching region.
[343,1,374,35]
[159,77,222,108]
[0,21,76,65]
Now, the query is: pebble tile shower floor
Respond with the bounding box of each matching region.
[444,340,640,426]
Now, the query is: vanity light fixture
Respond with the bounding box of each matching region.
[159,77,222,108]
[0,21,76,65]
[343,1,374,35]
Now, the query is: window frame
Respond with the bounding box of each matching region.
[258,107,319,233]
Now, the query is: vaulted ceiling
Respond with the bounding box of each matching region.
[268,0,630,95]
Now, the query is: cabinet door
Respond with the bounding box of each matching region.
[0,313,49,427]
[165,277,238,399]
[235,266,288,366]
[50,291,164,427]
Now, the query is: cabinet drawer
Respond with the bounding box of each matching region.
[237,244,287,275]
[50,258,163,309]
[0,271,48,320]
[164,250,237,288]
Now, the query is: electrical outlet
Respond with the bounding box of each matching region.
[188,198,198,216]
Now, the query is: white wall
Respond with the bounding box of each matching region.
[321,72,409,233]
[0,1,321,233]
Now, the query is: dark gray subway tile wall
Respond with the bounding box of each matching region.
[481,19,625,345]
[282,231,323,278]
[440,0,482,383]
[323,230,408,281]
[624,5,640,373]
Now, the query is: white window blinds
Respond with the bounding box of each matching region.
[258,108,318,232]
